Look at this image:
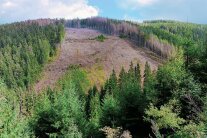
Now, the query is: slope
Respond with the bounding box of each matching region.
[34,28,162,92]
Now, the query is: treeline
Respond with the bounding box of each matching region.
[0,22,65,88]
[140,21,207,48]
[140,21,207,87]
[143,20,181,24]
[66,17,174,58]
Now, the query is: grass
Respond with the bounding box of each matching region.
[56,63,106,93]
[57,65,90,93]
[84,63,106,90]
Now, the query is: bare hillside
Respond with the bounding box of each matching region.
[34,28,161,92]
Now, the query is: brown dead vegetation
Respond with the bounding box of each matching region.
[34,28,162,92]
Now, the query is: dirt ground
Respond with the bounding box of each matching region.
[34,28,162,92]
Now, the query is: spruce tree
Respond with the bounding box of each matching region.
[118,67,126,89]
[143,62,157,104]
[128,61,134,80]
[144,62,151,80]
[89,93,101,128]
[101,94,121,127]
[89,93,102,137]
[135,63,141,84]
[107,69,117,94]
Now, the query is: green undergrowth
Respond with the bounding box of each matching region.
[119,34,128,39]
[57,64,106,93]
[57,65,90,94]
[95,35,107,42]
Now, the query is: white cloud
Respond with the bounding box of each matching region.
[2,1,17,8]
[0,0,99,23]
[47,1,98,19]
[137,0,158,6]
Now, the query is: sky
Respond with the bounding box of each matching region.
[0,0,206,24]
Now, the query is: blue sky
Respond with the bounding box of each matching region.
[0,0,206,24]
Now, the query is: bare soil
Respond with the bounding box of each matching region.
[34,28,162,92]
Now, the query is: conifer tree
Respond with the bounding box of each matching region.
[128,61,134,80]
[101,94,121,127]
[100,86,106,102]
[107,69,117,94]
[118,67,127,91]
[143,62,157,104]
[85,85,99,119]
[89,93,102,128]
[88,93,102,137]
[135,63,141,84]
[118,63,146,127]
[144,62,151,79]
[30,81,86,137]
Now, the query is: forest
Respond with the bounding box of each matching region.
[0,18,207,138]
[0,20,65,89]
